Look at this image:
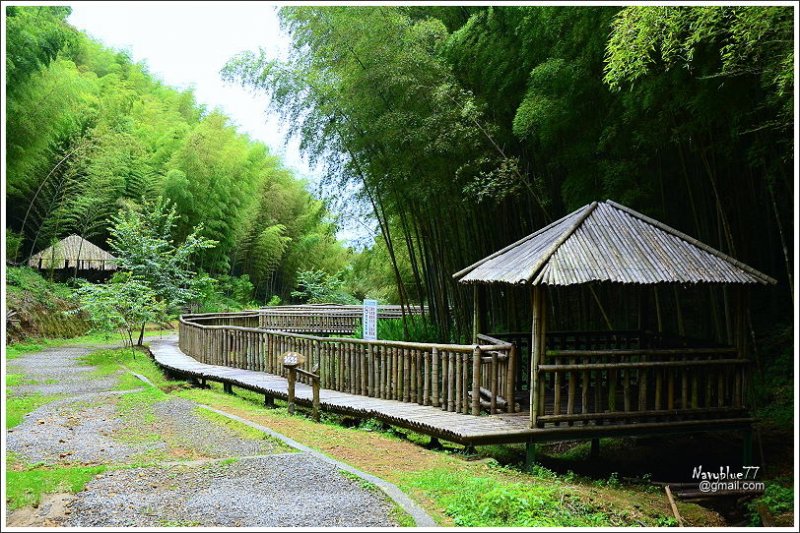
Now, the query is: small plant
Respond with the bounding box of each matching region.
[655,516,678,527]
[74,272,167,347]
[530,463,559,480]
[605,472,621,488]
[746,482,793,526]
[291,269,358,304]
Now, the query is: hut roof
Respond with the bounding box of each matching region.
[454,200,776,286]
[28,235,117,270]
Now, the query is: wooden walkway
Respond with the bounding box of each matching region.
[149,338,752,446]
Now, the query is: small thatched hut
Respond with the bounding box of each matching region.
[28,235,117,272]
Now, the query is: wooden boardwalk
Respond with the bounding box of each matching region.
[149,338,752,446]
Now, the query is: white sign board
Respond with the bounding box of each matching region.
[362,299,378,340]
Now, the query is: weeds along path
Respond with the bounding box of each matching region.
[5,343,407,527]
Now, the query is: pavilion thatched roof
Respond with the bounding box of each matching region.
[28,235,117,271]
[453,200,775,286]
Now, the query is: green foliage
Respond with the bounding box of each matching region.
[750,324,793,427]
[227,4,792,352]
[5,266,73,303]
[75,272,167,346]
[746,482,793,526]
[405,469,611,526]
[108,197,217,316]
[6,229,24,262]
[353,316,444,343]
[291,269,358,305]
[5,6,77,93]
[604,6,793,126]
[6,10,350,303]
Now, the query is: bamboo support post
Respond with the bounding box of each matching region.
[507,343,516,413]
[286,367,296,415]
[432,347,439,407]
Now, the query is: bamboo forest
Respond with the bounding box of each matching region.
[3,3,796,529]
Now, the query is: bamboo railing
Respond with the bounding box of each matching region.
[490,330,748,427]
[179,312,515,416]
[258,305,426,334]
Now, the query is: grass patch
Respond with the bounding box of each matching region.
[402,468,610,527]
[112,388,166,445]
[6,373,24,387]
[389,503,417,527]
[194,407,293,452]
[78,347,172,390]
[6,393,63,429]
[6,464,107,510]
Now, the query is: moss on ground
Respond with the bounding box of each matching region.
[5,465,108,510]
[6,393,64,429]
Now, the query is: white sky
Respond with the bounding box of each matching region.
[67,1,375,246]
[68,2,310,176]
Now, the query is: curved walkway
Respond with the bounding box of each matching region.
[6,342,429,526]
[151,337,534,445]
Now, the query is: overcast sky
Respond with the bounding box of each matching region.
[67,2,373,245]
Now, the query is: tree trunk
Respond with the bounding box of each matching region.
[137,321,146,346]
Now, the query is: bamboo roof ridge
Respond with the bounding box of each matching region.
[28,234,117,271]
[454,200,776,286]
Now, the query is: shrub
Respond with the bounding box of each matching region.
[291,269,358,305]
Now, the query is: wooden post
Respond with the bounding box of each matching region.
[432,347,439,407]
[525,437,536,470]
[287,367,296,415]
[448,352,455,412]
[590,438,600,459]
[367,343,374,397]
[312,376,320,422]
[664,485,685,527]
[472,346,481,416]
[506,343,516,413]
[423,351,431,406]
[490,350,498,414]
[472,284,481,344]
[530,286,546,429]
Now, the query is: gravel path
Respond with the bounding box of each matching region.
[6,344,403,526]
[149,398,282,458]
[7,397,152,465]
[63,455,396,527]
[7,346,120,396]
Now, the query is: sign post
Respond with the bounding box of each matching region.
[362,299,378,341]
[282,351,305,415]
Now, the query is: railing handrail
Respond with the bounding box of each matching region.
[178,311,517,417]
[179,314,512,352]
[546,347,738,357]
